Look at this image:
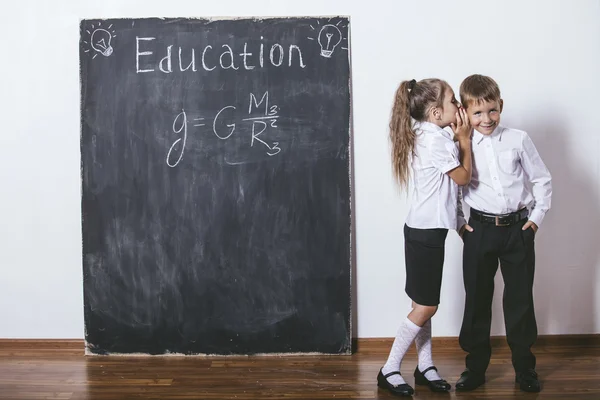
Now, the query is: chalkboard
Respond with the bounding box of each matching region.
[80,17,352,355]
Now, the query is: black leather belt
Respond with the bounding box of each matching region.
[470,208,529,226]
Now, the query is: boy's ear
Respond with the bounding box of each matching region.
[431,106,441,120]
[499,99,504,113]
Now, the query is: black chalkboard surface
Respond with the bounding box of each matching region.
[80,17,352,355]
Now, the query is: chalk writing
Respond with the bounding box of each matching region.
[137,36,306,73]
[166,92,281,167]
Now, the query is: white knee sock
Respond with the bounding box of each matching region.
[382,317,421,386]
[415,319,442,381]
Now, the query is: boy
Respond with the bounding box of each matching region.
[455,74,552,393]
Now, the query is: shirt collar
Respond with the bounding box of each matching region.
[473,125,504,145]
[412,119,453,141]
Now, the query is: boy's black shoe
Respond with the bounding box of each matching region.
[413,366,451,392]
[455,369,486,391]
[516,369,541,393]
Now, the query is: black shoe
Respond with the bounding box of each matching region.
[455,369,486,391]
[516,369,541,393]
[414,366,451,392]
[377,368,414,396]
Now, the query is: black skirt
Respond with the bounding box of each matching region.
[404,224,448,306]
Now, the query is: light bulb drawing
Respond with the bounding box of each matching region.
[317,25,341,58]
[91,29,113,56]
[82,21,117,59]
[307,19,349,59]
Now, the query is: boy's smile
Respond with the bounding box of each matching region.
[465,99,503,135]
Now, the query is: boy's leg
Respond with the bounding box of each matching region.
[459,219,500,374]
[499,221,537,373]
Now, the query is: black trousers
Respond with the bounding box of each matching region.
[459,217,537,374]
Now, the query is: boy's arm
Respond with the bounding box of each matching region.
[457,186,474,237]
[457,187,467,231]
[520,132,552,227]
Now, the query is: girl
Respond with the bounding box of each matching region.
[377,78,472,396]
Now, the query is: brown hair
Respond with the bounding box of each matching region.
[389,78,449,188]
[460,74,501,108]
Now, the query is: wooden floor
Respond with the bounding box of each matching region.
[1,339,599,399]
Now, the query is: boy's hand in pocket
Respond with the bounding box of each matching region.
[459,224,474,239]
[522,220,538,233]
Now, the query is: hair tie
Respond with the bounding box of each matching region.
[408,79,417,91]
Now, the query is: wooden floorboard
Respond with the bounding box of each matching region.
[0,337,598,399]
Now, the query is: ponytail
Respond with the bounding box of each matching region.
[389,80,417,188]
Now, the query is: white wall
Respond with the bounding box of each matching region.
[1,0,598,339]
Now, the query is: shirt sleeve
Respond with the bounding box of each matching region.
[457,187,467,231]
[520,131,552,227]
[428,134,460,174]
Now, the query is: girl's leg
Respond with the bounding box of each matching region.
[381,304,437,385]
[411,300,442,380]
[415,319,443,380]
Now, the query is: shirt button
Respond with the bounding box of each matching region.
[497,193,502,197]
[493,177,498,180]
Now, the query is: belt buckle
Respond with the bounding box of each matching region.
[495,216,510,226]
